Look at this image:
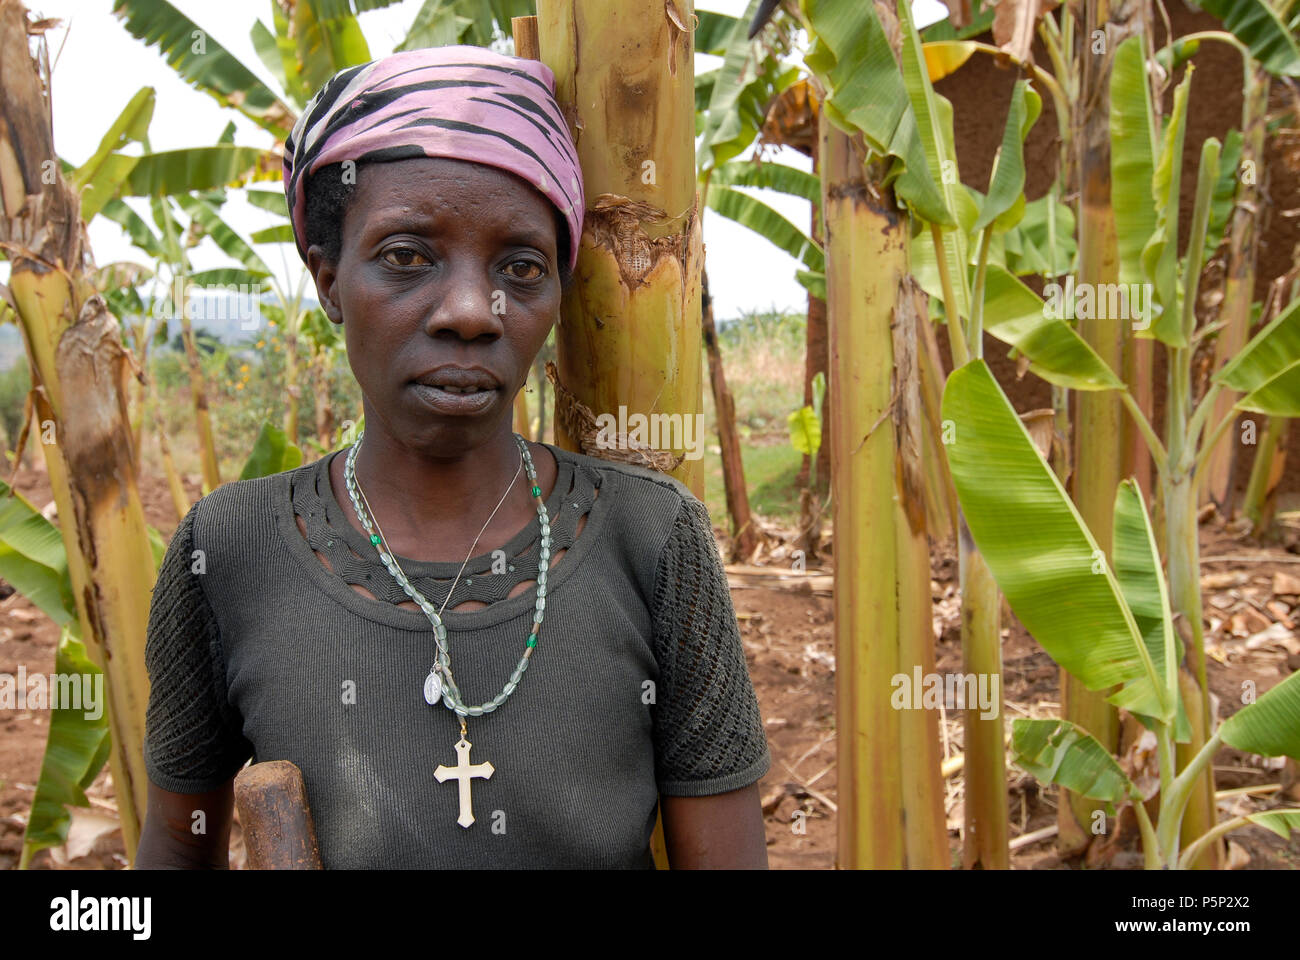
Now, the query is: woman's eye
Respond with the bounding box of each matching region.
[507,259,544,281]
[383,247,430,267]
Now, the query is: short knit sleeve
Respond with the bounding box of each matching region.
[649,495,770,796]
[143,505,253,793]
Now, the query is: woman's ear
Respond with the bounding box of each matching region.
[306,246,343,325]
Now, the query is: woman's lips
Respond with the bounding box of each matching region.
[409,382,499,415]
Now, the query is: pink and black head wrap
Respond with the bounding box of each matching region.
[284,45,584,273]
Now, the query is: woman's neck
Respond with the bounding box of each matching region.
[328,419,557,564]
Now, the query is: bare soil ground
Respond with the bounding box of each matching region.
[2,459,1297,871]
[734,520,1300,870]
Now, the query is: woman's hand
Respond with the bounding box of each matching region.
[660,783,769,869]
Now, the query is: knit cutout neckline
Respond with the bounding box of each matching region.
[289,446,600,612]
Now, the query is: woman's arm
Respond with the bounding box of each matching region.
[649,496,773,869]
[135,779,236,869]
[661,784,769,869]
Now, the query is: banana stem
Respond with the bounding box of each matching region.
[931,222,969,367]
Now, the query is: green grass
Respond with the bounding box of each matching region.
[700,437,805,526]
[698,307,810,527]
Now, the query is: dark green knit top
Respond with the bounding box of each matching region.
[142,443,770,869]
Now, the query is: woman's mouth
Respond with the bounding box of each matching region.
[410,370,502,415]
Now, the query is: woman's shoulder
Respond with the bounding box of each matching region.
[186,456,324,545]
[542,443,718,577]
[543,442,700,511]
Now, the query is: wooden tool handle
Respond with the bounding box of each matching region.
[234,760,323,870]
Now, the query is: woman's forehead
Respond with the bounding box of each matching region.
[348,159,559,227]
[340,160,559,247]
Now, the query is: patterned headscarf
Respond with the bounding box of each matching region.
[284,45,584,272]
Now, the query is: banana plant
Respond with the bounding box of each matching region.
[696,4,822,293]
[787,370,825,486]
[932,76,1300,864]
[2,474,109,869]
[9,407,300,868]
[1108,28,1299,862]
[297,305,348,452]
[116,0,539,131]
[802,0,1128,869]
[943,359,1300,870]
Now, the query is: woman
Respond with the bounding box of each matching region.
[136,45,770,869]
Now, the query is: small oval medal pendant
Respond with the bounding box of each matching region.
[423,669,444,706]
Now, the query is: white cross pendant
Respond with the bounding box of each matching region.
[434,737,494,828]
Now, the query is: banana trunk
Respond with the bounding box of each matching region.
[0,0,157,855]
[537,0,704,497]
[823,122,945,869]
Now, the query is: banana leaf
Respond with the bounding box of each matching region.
[293,0,372,95]
[796,270,826,301]
[709,159,822,204]
[240,421,305,480]
[395,0,473,51]
[974,78,1040,234]
[698,0,800,171]
[1234,360,1300,416]
[112,0,295,135]
[899,0,976,304]
[706,186,825,273]
[942,361,1168,719]
[175,194,272,276]
[270,0,311,107]
[97,198,165,261]
[0,480,76,627]
[188,268,271,289]
[1110,35,1158,288]
[72,88,156,220]
[1012,718,1141,803]
[788,405,821,458]
[1220,671,1300,760]
[18,628,111,867]
[1110,480,1183,726]
[696,10,741,55]
[1000,195,1076,278]
[78,156,140,226]
[1214,296,1300,394]
[1240,809,1300,838]
[122,146,279,198]
[1204,129,1243,263]
[801,0,953,226]
[919,260,1123,390]
[251,224,296,245]
[1194,0,1300,77]
[1139,67,1193,346]
[244,188,290,219]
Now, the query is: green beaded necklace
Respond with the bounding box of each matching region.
[344,431,553,827]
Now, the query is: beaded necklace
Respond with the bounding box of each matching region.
[343,431,552,828]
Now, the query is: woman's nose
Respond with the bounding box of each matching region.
[423,260,506,340]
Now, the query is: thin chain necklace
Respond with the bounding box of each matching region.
[343,431,552,828]
[353,438,522,649]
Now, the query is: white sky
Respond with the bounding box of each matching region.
[27,0,949,322]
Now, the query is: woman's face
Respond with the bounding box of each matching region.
[307,156,562,455]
